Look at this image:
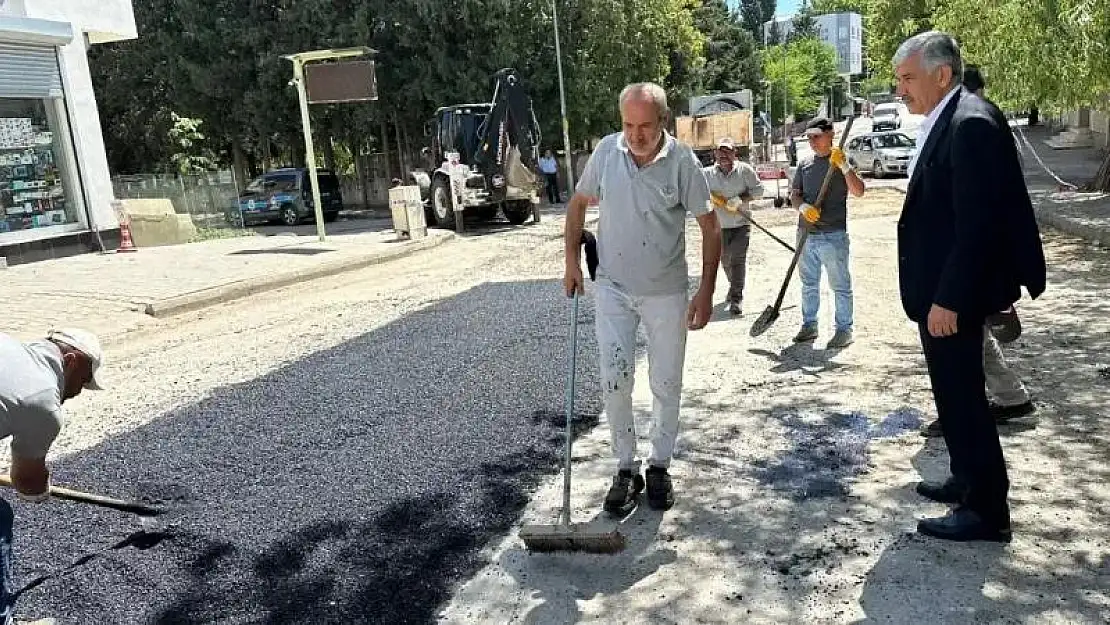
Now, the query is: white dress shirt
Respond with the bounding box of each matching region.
[908,87,960,180]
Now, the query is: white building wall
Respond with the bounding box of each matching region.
[24,1,137,43]
[763,12,863,76]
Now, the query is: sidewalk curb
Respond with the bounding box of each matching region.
[143,231,455,318]
[1032,205,1110,247]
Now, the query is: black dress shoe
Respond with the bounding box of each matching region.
[915,479,966,504]
[917,507,1012,543]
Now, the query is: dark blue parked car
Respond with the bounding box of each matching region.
[233,168,343,226]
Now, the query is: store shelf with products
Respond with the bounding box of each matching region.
[0,120,71,233]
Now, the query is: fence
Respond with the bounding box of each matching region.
[112,170,243,229]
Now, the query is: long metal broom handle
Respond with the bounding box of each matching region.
[562,292,579,527]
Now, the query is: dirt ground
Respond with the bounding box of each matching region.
[440,188,1110,624]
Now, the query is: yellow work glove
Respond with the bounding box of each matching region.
[799,202,820,224]
[829,147,851,174]
[710,191,744,214]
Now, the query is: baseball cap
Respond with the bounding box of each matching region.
[47,328,104,390]
[716,137,736,151]
[805,117,834,136]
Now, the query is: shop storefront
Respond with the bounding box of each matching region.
[0,38,86,239]
[0,2,138,264]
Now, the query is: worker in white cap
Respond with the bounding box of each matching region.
[704,137,764,316]
[0,328,103,625]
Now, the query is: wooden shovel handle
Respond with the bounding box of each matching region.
[0,474,165,516]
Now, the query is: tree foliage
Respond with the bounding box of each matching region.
[690,1,761,99]
[932,0,1110,112]
[761,37,839,123]
[737,0,778,44]
[90,0,709,177]
[932,0,1110,190]
[861,0,933,79]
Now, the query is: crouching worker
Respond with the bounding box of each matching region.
[0,329,103,625]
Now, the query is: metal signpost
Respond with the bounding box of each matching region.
[283,47,377,242]
[551,1,574,200]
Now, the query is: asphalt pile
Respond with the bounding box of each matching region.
[13,278,602,625]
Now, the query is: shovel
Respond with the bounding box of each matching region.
[751,116,856,337]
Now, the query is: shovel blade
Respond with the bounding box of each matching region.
[750,307,779,337]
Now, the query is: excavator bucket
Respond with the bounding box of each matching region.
[505,145,538,191]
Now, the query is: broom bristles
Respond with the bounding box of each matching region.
[519,523,625,554]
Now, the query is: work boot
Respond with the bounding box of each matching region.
[603,469,644,516]
[793,324,818,343]
[645,466,675,510]
[825,329,854,349]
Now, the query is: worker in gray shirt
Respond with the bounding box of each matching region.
[0,328,103,625]
[791,117,866,349]
[703,137,764,316]
[564,82,720,515]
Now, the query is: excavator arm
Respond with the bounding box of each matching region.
[473,68,541,185]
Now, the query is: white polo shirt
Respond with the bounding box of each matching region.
[576,132,712,297]
[0,333,65,459]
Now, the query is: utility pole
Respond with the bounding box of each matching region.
[552,0,575,201]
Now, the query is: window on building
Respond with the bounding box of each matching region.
[0,98,80,234]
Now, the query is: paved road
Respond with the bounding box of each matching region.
[11,214,601,624]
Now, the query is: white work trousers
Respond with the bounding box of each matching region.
[595,282,688,471]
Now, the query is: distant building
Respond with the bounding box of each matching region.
[763,12,863,76]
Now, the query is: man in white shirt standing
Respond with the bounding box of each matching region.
[538,149,560,204]
[704,138,764,316]
[0,328,104,625]
[563,82,720,515]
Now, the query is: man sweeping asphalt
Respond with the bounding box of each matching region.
[0,329,104,625]
[564,81,720,515]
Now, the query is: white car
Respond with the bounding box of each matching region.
[871,102,909,132]
[847,131,916,178]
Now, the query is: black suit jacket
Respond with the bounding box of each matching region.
[898,88,1047,323]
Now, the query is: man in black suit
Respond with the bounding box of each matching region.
[893,31,1046,542]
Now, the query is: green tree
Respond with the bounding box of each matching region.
[168,113,218,175]
[789,1,820,42]
[932,0,1110,189]
[864,0,933,79]
[809,0,866,12]
[690,1,761,98]
[761,36,838,123]
[739,0,777,44]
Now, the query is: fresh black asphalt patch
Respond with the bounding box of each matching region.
[12,279,602,625]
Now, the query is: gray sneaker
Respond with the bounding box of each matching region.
[826,329,854,349]
[793,324,818,343]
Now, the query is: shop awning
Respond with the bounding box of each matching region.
[0,16,74,46]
